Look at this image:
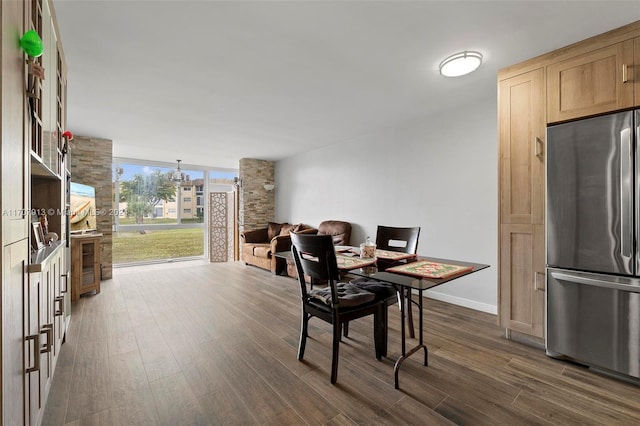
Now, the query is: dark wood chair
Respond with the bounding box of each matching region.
[375,225,421,338]
[290,233,385,384]
[346,226,421,344]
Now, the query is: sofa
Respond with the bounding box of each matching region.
[241,222,315,274]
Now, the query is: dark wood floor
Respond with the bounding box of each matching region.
[42,260,640,425]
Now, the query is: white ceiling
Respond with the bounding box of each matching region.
[53,1,640,169]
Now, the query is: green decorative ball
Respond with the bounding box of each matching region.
[20,30,43,58]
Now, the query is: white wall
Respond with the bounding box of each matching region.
[275,95,498,314]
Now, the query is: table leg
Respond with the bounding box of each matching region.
[393,288,428,389]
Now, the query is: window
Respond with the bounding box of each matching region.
[112,159,238,266]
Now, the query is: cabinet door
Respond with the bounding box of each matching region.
[499,224,545,338]
[499,68,545,225]
[52,251,65,357]
[547,40,634,123]
[635,37,640,105]
[1,0,29,245]
[26,269,43,426]
[3,239,28,426]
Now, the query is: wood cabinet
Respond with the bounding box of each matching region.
[499,225,545,338]
[71,234,102,301]
[499,68,546,225]
[1,0,69,423]
[498,21,640,342]
[547,39,635,123]
[498,69,546,340]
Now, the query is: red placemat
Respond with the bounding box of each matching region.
[386,260,473,279]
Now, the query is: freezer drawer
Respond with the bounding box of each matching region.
[547,268,640,380]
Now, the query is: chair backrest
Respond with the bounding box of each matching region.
[375,225,421,254]
[317,220,352,246]
[291,233,340,299]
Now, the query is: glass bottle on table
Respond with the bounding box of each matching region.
[360,236,376,259]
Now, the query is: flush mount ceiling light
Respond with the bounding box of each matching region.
[439,51,483,77]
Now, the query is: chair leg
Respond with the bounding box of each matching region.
[343,321,349,338]
[407,293,415,339]
[381,302,389,358]
[373,307,384,361]
[298,312,309,360]
[331,321,341,384]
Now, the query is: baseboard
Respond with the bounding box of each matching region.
[421,290,497,315]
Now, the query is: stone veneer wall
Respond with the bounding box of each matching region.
[69,136,113,279]
[239,158,275,232]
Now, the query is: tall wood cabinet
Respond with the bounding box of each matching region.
[1,0,69,424]
[498,69,546,339]
[498,20,640,342]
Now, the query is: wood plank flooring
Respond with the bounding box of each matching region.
[42,260,640,425]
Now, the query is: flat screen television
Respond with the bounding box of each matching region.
[69,182,97,233]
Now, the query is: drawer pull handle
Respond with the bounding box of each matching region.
[54,296,64,316]
[61,273,69,293]
[25,334,41,373]
[41,324,53,353]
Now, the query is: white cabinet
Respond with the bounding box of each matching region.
[27,242,66,424]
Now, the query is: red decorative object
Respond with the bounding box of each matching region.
[61,130,74,156]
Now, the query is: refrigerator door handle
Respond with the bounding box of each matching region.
[620,127,632,258]
[551,271,640,293]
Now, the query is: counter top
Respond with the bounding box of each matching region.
[29,240,66,273]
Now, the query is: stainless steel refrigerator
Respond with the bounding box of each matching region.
[547,109,640,381]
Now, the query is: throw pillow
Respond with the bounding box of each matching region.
[279,223,296,237]
[268,222,285,240]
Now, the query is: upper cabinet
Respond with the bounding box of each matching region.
[547,39,635,123]
[31,0,65,179]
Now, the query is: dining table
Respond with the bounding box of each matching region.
[346,252,489,389]
[275,247,489,388]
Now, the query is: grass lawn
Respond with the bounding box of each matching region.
[113,228,204,264]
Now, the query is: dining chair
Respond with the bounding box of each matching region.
[290,233,385,384]
[346,226,421,343]
[377,225,421,338]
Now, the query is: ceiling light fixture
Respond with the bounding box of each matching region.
[439,51,483,77]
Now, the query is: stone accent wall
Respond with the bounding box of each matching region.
[69,136,113,279]
[239,158,275,231]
